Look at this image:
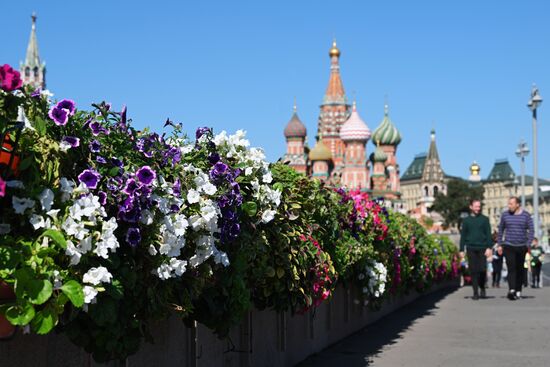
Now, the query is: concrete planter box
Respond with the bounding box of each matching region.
[0,279,458,367]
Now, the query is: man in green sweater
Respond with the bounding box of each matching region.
[460,199,492,300]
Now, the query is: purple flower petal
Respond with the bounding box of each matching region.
[56,99,76,115]
[125,227,141,247]
[136,166,156,185]
[62,136,80,148]
[78,169,101,190]
[89,140,101,153]
[48,106,69,126]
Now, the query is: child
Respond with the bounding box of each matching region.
[530,238,544,288]
[492,245,504,287]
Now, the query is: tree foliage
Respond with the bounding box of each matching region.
[430,179,484,227]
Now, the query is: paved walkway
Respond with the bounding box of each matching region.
[299,264,550,367]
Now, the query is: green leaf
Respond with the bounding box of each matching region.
[4,303,35,325]
[105,279,124,300]
[18,155,33,171]
[61,280,84,307]
[242,202,257,217]
[0,246,21,271]
[31,305,57,334]
[42,229,67,249]
[108,167,120,176]
[28,279,53,305]
[276,268,285,279]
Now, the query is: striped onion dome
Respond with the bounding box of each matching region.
[340,102,371,142]
[309,138,332,161]
[284,108,307,138]
[372,104,401,146]
[373,144,388,162]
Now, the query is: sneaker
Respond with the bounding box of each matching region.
[516,291,522,299]
[480,288,486,299]
[507,290,516,300]
[472,294,479,300]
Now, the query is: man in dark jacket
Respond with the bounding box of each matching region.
[460,199,492,300]
[497,196,534,300]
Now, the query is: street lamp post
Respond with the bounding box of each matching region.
[527,85,543,240]
[515,140,529,208]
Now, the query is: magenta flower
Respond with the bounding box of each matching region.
[78,169,101,189]
[0,64,22,92]
[48,106,69,126]
[136,166,156,185]
[0,176,6,197]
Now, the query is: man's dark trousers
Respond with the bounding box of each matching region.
[503,245,527,292]
[467,248,487,296]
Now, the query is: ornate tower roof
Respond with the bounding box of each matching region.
[322,40,347,105]
[422,129,445,183]
[20,13,46,89]
[309,137,332,161]
[284,103,307,138]
[340,101,371,142]
[25,13,41,68]
[372,104,401,146]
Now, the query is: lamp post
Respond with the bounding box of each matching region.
[527,85,543,240]
[515,140,529,208]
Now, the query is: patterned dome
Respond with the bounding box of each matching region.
[372,104,401,146]
[309,139,332,161]
[284,111,307,138]
[373,144,388,162]
[340,102,371,142]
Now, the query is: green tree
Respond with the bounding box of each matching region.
[430,179,484,228]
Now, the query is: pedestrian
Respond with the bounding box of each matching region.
[530,238,544,288]
[492,245,504,287]
[460,199,492,300]
[497,196,535,300]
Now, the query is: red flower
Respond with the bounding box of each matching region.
[0,64,23,92]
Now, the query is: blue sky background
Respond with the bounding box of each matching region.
[3,0,550,179]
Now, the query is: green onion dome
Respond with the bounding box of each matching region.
[371,104,401,146]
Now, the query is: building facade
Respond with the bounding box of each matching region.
[282,41,402,201]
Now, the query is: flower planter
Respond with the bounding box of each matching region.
[0,280,16,340]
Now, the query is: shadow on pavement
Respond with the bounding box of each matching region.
[298,286,459,367]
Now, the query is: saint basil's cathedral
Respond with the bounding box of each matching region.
[282,41,403,202]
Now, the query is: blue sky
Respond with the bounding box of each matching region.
[3,0,550,179]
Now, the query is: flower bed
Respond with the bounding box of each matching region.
[0,64,459,362]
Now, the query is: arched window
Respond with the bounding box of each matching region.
[424,186,429,197]
[433,186,439,196]
[25,67,30,77]
[33,67,39,78]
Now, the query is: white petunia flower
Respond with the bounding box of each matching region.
[245,167,253,176]
[156,264,172,280]
[140,209,154,225]
[262,171,273,184]
[65,240,82,265]
[148,244,158,256]
[29,214,46,230]
[169,258,187,276]
[46,209,60,220]
[201,182,217,195]
[83,286,98,304]
[83,266,113,285]
[12,196,36,214]
[187,189,200,204]
[261,210,276,224]
[38,189,55,212]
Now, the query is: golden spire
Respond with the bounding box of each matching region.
[329,38,340,58]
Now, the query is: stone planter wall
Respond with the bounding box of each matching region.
[0,280,458,367]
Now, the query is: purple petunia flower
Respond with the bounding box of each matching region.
[31,88,41,98]
[111,158,124,168]
[56,99,76,115]
[89,140,101,153]
[78,169,101,190]
[90,121,109,136]
[61,136,80,148]
[120,105,127,126]
[208,153,220,165]
[96,156,107,164]
[195,127,211,140]
[173,179,181,197]
[123,178,140,196]
[48,106,69,126]
[211,162,228,177]
[125,227,141,247]
[136,166,156,185]
[98,191,107,206]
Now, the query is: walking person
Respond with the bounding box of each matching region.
[492,245,504,287]
[460,199,492,300]
[530,238,544,288]
[497,197,535,300]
